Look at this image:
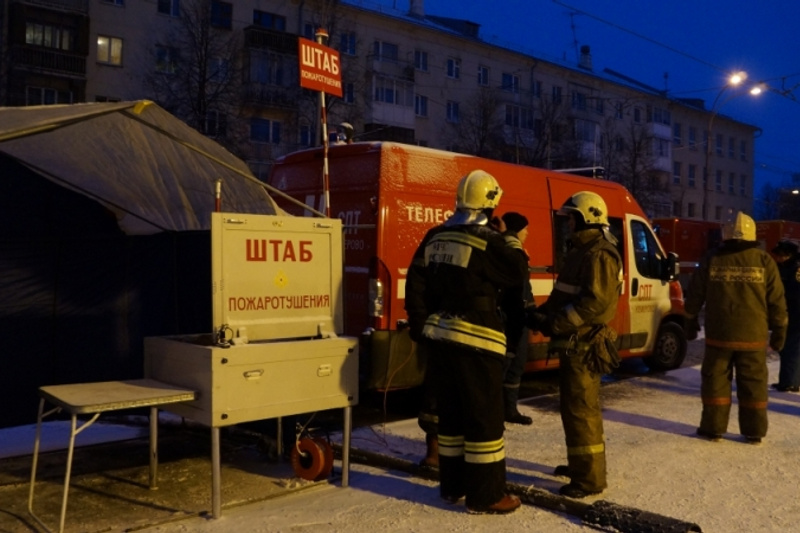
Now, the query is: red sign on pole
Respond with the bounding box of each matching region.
[298,37,343,98]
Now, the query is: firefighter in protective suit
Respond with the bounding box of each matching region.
[684,211,787,443]
[405,169,526,514]
[531,191,622,499]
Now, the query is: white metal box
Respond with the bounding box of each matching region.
[144,335,358,427]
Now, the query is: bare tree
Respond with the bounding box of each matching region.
[444,88,505,158]
[144,0,243,151]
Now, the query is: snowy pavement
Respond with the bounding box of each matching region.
[137,354,800,533]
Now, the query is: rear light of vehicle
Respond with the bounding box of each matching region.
[368,277,384,318]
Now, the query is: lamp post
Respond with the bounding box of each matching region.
[700,72,762,221]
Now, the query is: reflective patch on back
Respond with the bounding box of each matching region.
[709,265,765,283]
[424,240,472,268]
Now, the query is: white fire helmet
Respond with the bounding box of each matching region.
[721,211,756,241]
[558,191,609,226]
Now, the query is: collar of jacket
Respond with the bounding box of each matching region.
[569,227,603,247]
[717,240,761,255]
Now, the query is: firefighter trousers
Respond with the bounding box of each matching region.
[700,345,769,438]
[429,341,507,508]
[558,350,607,493]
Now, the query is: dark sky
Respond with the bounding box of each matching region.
[370,0,800,195]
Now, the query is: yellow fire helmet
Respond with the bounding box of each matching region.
[558,190,609,226]
[721,211,756,241]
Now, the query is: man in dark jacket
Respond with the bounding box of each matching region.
[770,240,800,392]
[405,169,526,514]
[498,211,535,425]
[685,212,787,444]
[532,191,622,499]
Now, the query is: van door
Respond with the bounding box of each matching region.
[625,213,673,354]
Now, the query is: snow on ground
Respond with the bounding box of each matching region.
[137,355,800,533]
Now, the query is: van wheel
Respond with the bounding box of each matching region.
[644,322,687,371]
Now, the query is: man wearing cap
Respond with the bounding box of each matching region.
[771,240,800,392]
[684,211,787,444]
[498,211,536,425]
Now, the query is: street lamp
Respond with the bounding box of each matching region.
[701,71,760,220]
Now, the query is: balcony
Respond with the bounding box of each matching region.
[11,45,86,77]
[244,27,298,55]
[12,0,88,14]
[368,55,414,81]
[241,83,299,109]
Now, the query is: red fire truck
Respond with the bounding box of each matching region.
[756,220,800,257]
[652,218,722,291]
[268,142,688,391]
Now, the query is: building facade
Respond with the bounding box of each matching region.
[0,0,757,221]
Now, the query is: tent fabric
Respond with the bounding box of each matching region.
[0,100,283,234]
[0,102,287,428]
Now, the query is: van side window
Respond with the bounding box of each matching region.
[552,214,624,274]
[631,220,664,279]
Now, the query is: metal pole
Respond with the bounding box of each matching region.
[316,27,331,218]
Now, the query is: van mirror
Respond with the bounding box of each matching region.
[661,252,679,281]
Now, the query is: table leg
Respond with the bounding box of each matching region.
[149,407,158,489]
[212,427,221,518]
[27,399,45,517]
[342,406,351,487]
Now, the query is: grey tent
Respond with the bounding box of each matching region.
[0,101,284,427]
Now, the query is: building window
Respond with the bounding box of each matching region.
[446,101,459,123]
[303,23,315,39]
[248,52,284,85]
[552,86,562,104]
[502,72,519,93]
[688,165,696,188]
[673,162,682,185]
[595,97,604,115]
[26,87,72,105]
[340,32,356,55]
[97,35,123,65]
[715,170,723,191]
[728,137,735,158]
[207,57,229,82]
[672,201,682,217]
[614,102,623,119]
[740,140,747,161]
[714,206,722,220]
[415,94,428,117]
[688,127,697,149]
[633,107,642,123]
[155,45,177,73]
[477,66,489,86]
[414,50,428,71]
[204,110,226,137]
[532,80,542,98]
[572,91,587,110]
[210,1,232,29]
[26,23,74,51]
[728,172,735,194]
[715,133,723,155]
[673,123,682,145]
[505,105,533,130]
[574,118,598,142]
[688,203,696,217]
[740,174,747,196]
[253,10,285,31]
[446,58,460,79]
[250,118,281,144]
[299,124,312,147]
[343,82,355,104]
[374,41,398,62]
[374,76,412,106]
[647,105,671,125]
[158,0,179,17]
[102,0,124,5]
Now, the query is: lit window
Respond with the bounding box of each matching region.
[97,35,123,65]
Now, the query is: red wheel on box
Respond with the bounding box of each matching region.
[291,437,332,481]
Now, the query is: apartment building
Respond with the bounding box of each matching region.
[0,0,757,220]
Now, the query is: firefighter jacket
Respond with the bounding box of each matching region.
[538,228,622,340]
[778,253,800,323]
[405,223,527,357]
[685,240,788,351]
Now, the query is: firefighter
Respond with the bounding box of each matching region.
[684,211,787,444]
[771,240,800,392]
[498,211,535,425]
[531,191,622,499]
[404,169,525,514]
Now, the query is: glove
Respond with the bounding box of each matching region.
[685,316,700,341]
[769,329,786,353]
[526,310,552,337]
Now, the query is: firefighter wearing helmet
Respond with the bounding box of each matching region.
[685,211,787,443]
[531,190,622,498]
[404,169,527,514]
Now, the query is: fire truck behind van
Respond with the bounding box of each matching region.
[653,218,722,291]
[268,142,688,391]
[756,220,800,257]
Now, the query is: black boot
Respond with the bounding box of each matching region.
[505,410,533,425]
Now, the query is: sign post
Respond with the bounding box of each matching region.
[298,29,342,218]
